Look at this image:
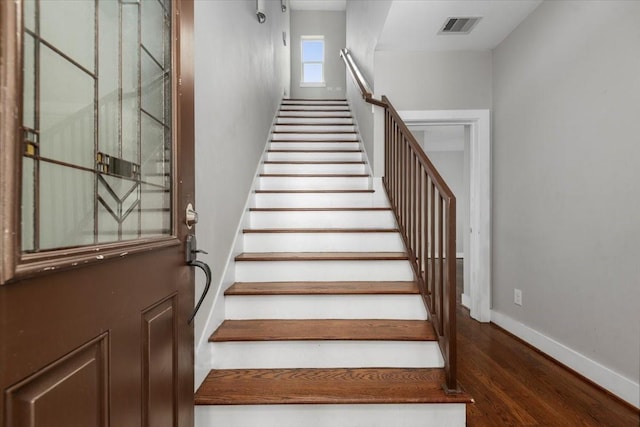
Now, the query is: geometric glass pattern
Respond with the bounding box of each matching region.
[20,0,173,252]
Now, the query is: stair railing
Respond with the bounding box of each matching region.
[340,48,459,394]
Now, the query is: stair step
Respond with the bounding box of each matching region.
[210,319,436,342]
[266,150,363,161]
[280,106,350,111]
[255,189,374,193]
[279,111,352,118]
[195,368,472,405]
[262,161,366,174]
[269,141,360,150]
[225,281,419,295]
[243,228,405,252]
[249,208,395,228]
[282,99,347,105]
[272,135,358,141]
[254,191,388,208]
[274,125,356,133]
[276,117,354,124]
[235,252,408,262]
[258,174,369,178]
[258,175,370,191]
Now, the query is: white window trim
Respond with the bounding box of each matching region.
[300,35,325,87]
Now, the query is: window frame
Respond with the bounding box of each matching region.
[300,35,325,88]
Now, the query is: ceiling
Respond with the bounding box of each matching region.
[289,0,347,11]
[377,0,542,51]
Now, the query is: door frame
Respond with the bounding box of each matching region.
[400,109,491,322]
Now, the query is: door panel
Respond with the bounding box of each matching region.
[6,334,109,427]
[0,0,195,426]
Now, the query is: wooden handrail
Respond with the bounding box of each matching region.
[340,48,459,394]
[339,49,387,108]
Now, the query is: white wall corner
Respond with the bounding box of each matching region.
[461,293,471,310]
[193,107,281,391]
[491,310,640,408]
[345,99,374,184]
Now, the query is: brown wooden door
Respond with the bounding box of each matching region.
[0,1,195,426]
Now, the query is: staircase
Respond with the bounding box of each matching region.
[194,99,471,426]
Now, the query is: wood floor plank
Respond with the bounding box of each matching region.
[453,261,640,426]
[225,281,419,296]
[210,319,437,342]
[195,368,473,405]
[234,252,408,262]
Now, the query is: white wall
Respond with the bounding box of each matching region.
[412,125,467,257]
[345,0,392,171]
[290,10,345,99]
[372,50,492,176]
[492,0,640,405]
[193,0,290,359]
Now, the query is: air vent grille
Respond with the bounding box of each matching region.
[439,17,482,34]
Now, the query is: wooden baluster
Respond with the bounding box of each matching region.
[430,179,436,314]
[438,194,444,332]
[445,196,457,392]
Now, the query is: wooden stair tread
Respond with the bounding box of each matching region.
[255,189,374,194]
[234,252,408,261]
[263,160,365,164]
[275,123,354,126]
[273,131,357,134]
[259,173,369,178]
[225,281,420,296]
[210,319,436,342]
[268,149,361,152]
[278,115,353,119]
[195,368,473,405]
[249,207,390,211]
[243,228,398,233]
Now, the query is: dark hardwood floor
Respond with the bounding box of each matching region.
[455,261,639,426]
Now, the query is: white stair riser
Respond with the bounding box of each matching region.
[274,125,355,133]
[262,163,366,174]
[235,260,414,282]
[211,341,443,369]
[272,133,358,141]
[225,294,427,320]
[279,111,352,118]
[280,105,349,111]
[266,152,363,162]
[269,142,360,150]
[258,176,370,191]
[196,404,466,427]
[254,192,389,208]
[249,210,395,228]
[243,232,405,252]
[276,117,353,125]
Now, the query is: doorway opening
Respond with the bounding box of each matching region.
[400,109,491,322]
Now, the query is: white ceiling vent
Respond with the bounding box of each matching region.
[439,17,482,35]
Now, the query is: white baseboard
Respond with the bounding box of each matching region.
[490,310,639,408]
[461,293,471,310]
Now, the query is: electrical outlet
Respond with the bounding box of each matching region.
[514,289,523,306]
